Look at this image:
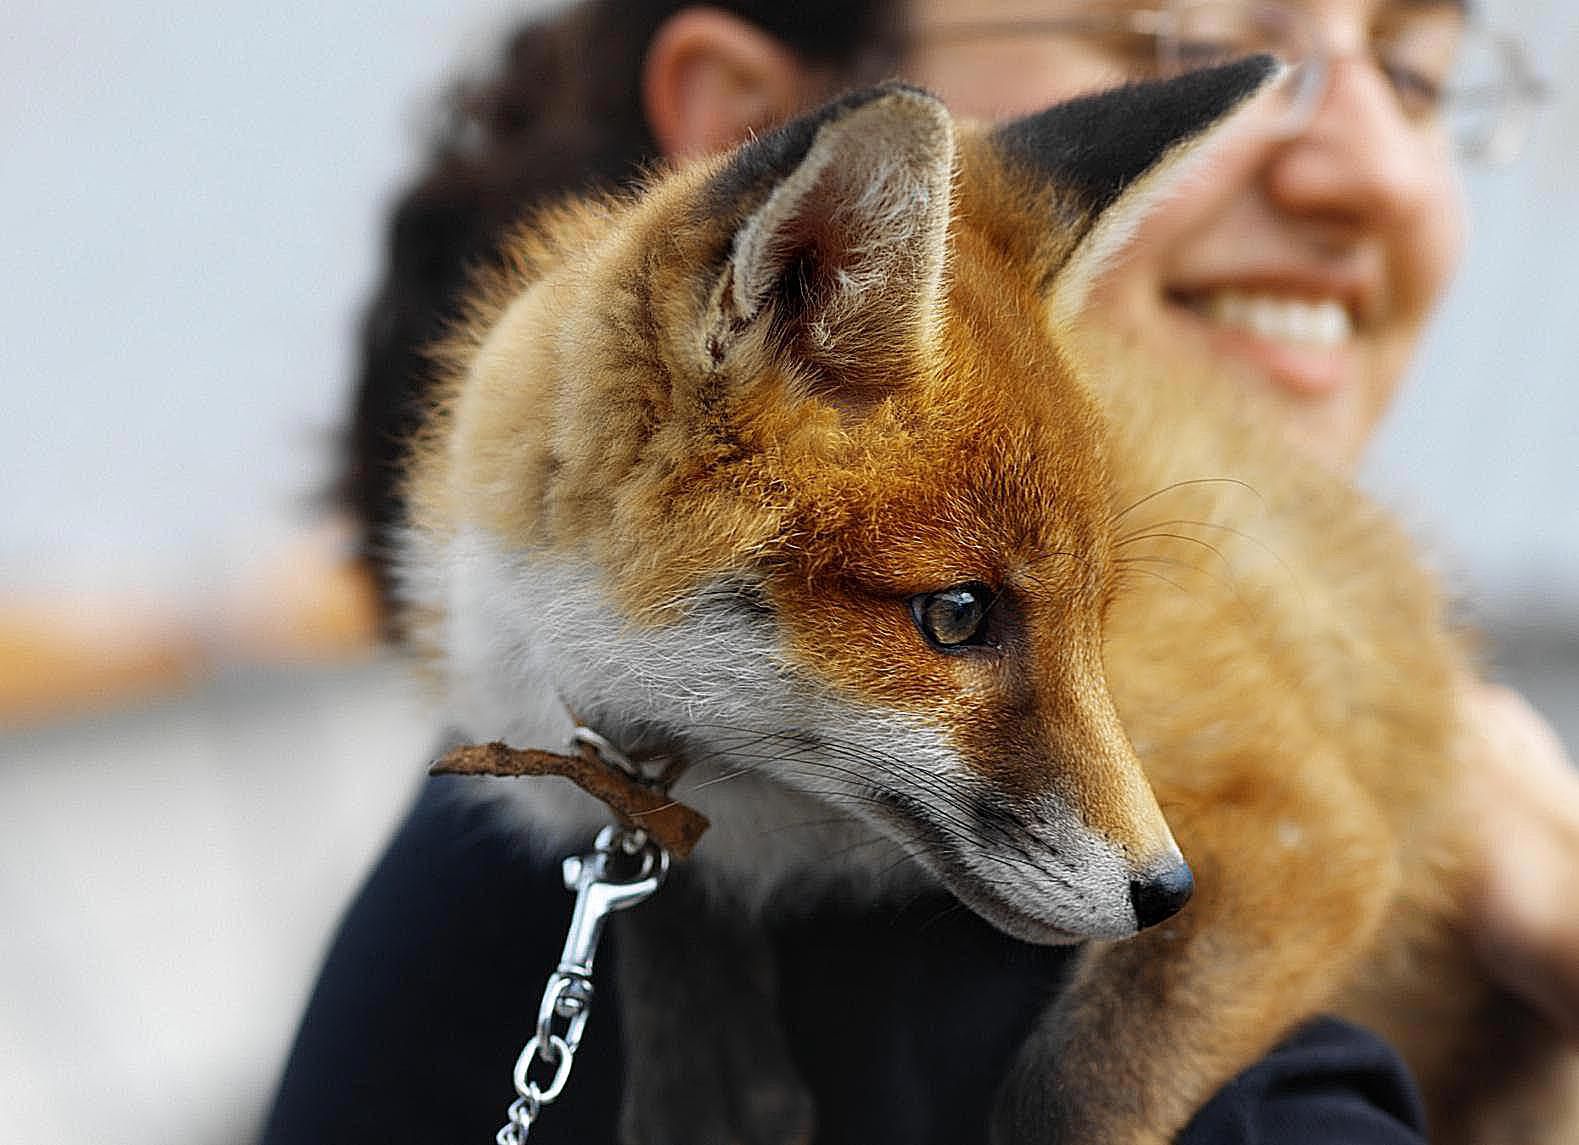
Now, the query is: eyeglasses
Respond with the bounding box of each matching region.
[912,1,1551,166]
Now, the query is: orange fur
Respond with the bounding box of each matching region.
[404,80,1579,1143]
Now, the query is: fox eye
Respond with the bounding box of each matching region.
[910,584,995,651]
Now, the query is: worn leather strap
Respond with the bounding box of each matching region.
[430,740,710,859]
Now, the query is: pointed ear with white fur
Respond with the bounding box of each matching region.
[992,56,1281,328]
[704,83,955,402]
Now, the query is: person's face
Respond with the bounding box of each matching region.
[902,0,1467,470]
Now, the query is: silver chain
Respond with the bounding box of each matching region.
[496,824,668,1144]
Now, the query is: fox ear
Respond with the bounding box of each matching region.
[992,55,1280,327]
[704,83,954,403]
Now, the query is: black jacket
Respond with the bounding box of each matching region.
[261,777,1426,1145]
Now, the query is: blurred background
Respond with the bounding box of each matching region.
[2,0,1574,1142]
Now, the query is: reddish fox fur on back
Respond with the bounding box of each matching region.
[402,63,1578,1144]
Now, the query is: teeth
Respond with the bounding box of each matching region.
[1201,291,1352,348]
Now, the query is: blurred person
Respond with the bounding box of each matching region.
[264,1,1578,1142]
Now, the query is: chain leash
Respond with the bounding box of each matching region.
[496,823,669,1144]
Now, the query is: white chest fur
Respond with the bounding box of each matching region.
[407,527,941,912]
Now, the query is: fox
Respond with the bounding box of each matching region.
[398,58,1579,1145]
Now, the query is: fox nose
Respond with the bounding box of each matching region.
[1130,862,1195,930]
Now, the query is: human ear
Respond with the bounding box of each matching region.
[642,7,816,160]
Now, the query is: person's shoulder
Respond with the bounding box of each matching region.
[1178,1017,1427,1145]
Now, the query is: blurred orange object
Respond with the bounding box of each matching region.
[0,596,208,728]
[2,532,382,729]
[219,535,383,664]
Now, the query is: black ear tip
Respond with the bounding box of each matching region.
[863,79,946,106]
[777,80,947,136]
[849,80,952,129]
[1106,52,1283,117]
[1142,52,1286,130]
[1191,51,1283,102]
[989,51,1287,217]
[1246,51,1282,82]
[704,81,949,214]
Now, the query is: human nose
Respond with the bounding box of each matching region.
[1263,54,1441,232]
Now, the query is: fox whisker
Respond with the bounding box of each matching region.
[1109,476,1264,527]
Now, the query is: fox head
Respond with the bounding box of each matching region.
[407,58,1279,943]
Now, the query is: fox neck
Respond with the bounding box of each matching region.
[432,528,934,912]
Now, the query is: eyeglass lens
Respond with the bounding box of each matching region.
[1150,1,1531,163]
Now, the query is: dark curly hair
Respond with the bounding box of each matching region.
[340,0,905,627]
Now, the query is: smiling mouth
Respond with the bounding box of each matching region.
[1166,287,1359,397]
[1189,289,1353,348]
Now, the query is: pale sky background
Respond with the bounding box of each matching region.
[2,0,1575,618]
